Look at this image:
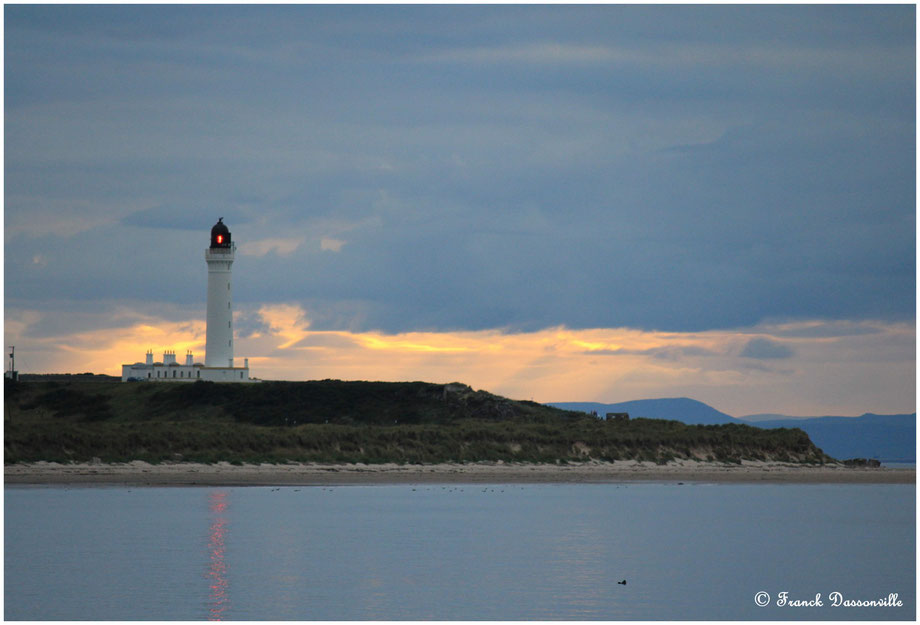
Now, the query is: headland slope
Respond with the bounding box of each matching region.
[10,374,907,485]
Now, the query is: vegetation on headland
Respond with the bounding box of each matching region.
[5,375,834,465]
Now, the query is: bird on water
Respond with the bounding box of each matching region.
[618,580,627,585]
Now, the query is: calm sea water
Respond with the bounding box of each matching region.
[5,482,914,620]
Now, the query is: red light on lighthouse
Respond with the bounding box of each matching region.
[210,217,230,249]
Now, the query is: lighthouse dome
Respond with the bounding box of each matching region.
[210,218,231,248]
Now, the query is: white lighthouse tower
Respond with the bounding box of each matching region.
[205,218,235,367]
[121,218,254,382]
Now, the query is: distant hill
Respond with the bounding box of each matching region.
[740,413,813,422]
[552,397,915,463]
[752,413,916,463]
[549,398,738,425]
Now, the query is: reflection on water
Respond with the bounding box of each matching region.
[546,520,621,618]
[207,491,229,620]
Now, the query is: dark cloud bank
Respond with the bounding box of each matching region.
[5,5,915,334]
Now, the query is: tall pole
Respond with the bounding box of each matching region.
[6,346,13,425]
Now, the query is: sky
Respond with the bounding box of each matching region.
[4,4,916,417]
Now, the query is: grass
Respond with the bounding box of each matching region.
[4,376,834,465]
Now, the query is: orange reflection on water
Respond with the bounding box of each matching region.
[207,491,229,620]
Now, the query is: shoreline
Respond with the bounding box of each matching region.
[4,460,914,486]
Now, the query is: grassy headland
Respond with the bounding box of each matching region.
[5,375,833,465]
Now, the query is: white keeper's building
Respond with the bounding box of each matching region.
[121,218,256,383]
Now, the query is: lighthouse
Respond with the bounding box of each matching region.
[205,218,235,367]
[121,218,255,382]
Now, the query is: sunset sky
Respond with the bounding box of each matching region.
[4,5,915,417]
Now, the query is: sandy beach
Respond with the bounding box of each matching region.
[4,459,913,486]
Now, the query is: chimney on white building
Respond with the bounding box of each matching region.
[163,350,176,365]
[186,351,194,366]
[146,350,153,365]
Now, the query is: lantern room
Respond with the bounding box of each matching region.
[210,218,231,249]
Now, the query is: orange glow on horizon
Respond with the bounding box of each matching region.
[3,302,914,416]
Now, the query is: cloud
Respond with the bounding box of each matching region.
[426,43,627,65]
[122,205,251,231]
[739,338,795,360]
[233,308,273,339]
[765,320,886,339]
[5,305,207,374]
[256,303,312,349]
[239,237,303,257]
[320,237,346,253]
[646,346,722,361]
[424,39,910,81]
[5,197,122,239]
[5,299,913,417]
[3,2,914,417]
[289,333,360,350]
